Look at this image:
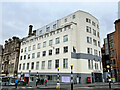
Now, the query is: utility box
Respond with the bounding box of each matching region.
[87,77,91,83]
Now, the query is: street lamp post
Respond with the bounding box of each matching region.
[56,67,60,90]
[71,64,73,90]
[107,65,111,89]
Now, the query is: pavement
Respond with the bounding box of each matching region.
[1,82,120,90]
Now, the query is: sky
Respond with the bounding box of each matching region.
[1,1,119,47]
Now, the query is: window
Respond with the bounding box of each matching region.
[97,24,99,29]
[48,60,52,69]
[92,21,96,26]
[28,54,30,59]
[27,63,29,70]
[91,60,93,69]
[46,27,50,32]
[64,46,68,53]
[63,58,68,68]
[47,75,52,80]
[49,40,53,46]
[36,62,39,70]
[64,27,67,31]
[33,45,36,50]
[97,32,99,37]
[56,37,60,44]
[20,56,22,60]
[21,49,23,53]
[72,15,75,19]
[32,53,35,59]
[37,52,40,58]
[87,37,92,44]
[23,63,25,70]
[88,60,90,69]
[49,50,52,55]
[88,60,93,69]
[24,55,26,60]
[112,50,114,56]
[37,43,41,49]
[53,24,56,29]
[111,42,114,47]
[56,48,59,54]
[43,41,46,47]
[31,62,34,70]
[87,48,92,54]
[94,49,98,56]
[68,25,71,29]
[55,59,59,68]
[93,39,97,46]
[19,64,21,70]
[24,47,27,52]
[43,51,46,56]
[63,35,68,42]
[65,18,67,22]
[28,46,31,51]
[95,62,98,69]
[86,26,91,33]
[98,41,100,47]
[41,61,45,69]
[39,30,42,34]
[113,59,116,65]
[99,51,101,56]
[86,18,91,23]
[93,29,96,36]
[57,30,60,34]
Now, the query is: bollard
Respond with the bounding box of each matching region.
[109,78,111,89]
[56,83,60,90]
[71,64,73,90]
[56,67,60,90]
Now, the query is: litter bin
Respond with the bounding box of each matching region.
[87,77,91,83]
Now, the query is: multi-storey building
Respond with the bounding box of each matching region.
[103,19,120,82]
[18,10,103,84]
[2,37,21,76]
[0,45,3,75]
[102,38,110,82]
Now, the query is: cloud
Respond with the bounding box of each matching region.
[1,2,118,46]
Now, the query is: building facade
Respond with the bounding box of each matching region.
[18,10,103,84]
[0,45,3,75]
[103,19,120,82]
[102,38,110,82]
[2,37,21,76]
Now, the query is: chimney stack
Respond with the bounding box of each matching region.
[28,25,33,36]
[33,30,36,36]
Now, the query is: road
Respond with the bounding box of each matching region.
[1,82,120,90]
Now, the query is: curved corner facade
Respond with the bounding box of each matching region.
[18,10,103,84]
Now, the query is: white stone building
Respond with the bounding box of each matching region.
[18,10,103,84]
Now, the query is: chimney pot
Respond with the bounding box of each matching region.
[28,25,33,36]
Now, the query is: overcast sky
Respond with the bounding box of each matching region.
[1,1,118,46]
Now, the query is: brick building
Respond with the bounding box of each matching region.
[103,19,120,81]
[2,37,21,76]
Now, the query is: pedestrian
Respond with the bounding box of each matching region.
[15,77,18,89]
[44,79,47,86]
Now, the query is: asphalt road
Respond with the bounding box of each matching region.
[1,88,120,90]
[1,86,120,90]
